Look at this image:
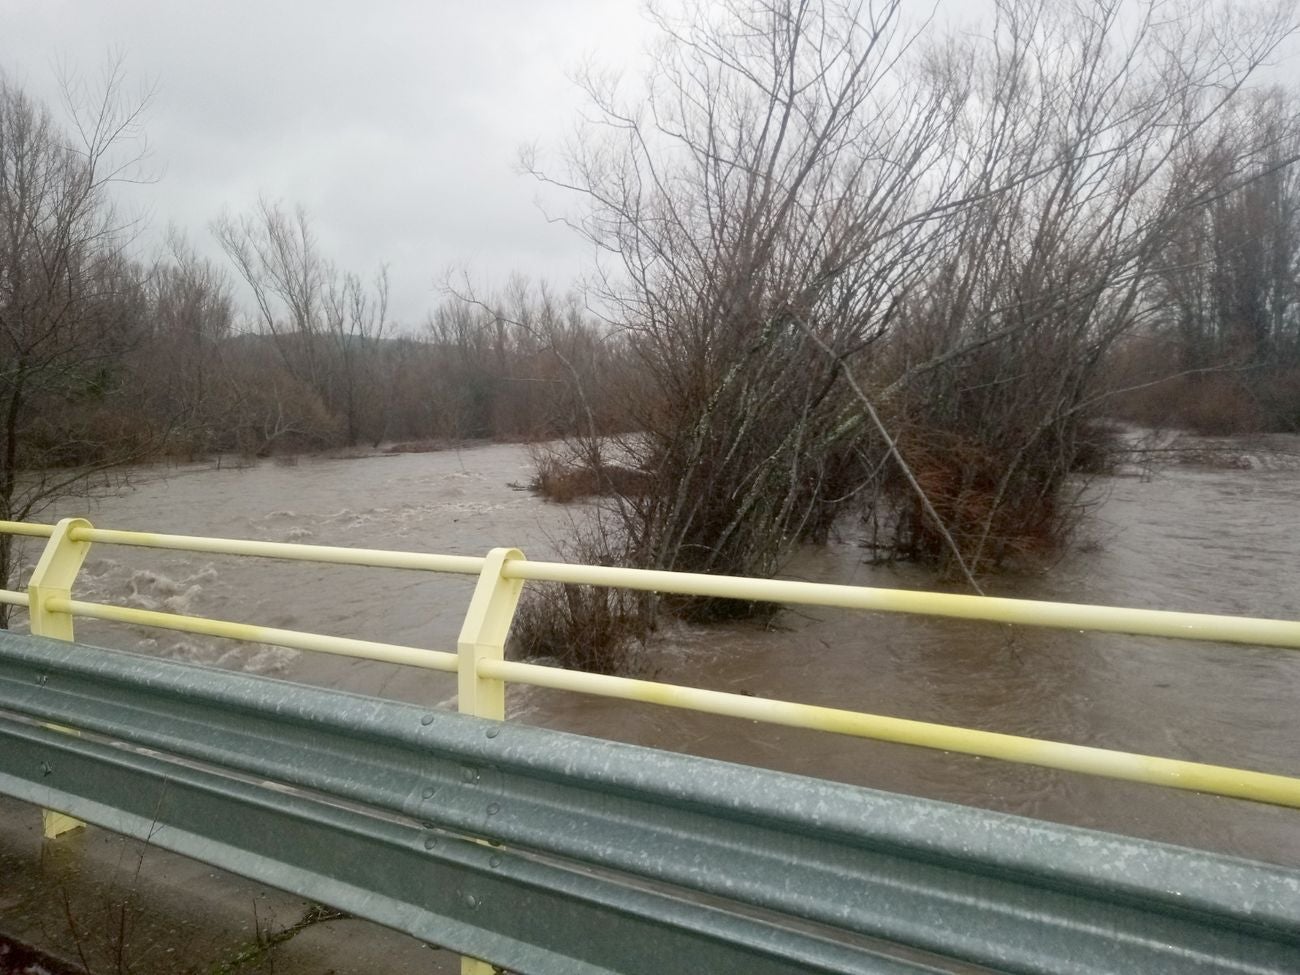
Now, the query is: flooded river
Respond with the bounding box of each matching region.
[20,438,1300,868]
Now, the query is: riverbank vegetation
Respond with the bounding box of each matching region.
[500,0,1300,671]
[4,1,1300,651]
[514,0,1300,619]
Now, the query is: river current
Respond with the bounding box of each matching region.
[19,438,1300,868]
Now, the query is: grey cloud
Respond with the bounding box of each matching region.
[0,0,646,324]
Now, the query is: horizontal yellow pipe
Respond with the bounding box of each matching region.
[508,561,1300,650]
[0,520,54,538]
[48,597,458,672]
[72,527,487,575]
[5,519,1299,649]
[478,658,1300,808]
[0,589,29,607]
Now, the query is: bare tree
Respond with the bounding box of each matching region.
[863,0,1298,568]
[324,267,390,444]
[523,0,1297,628]
[0,66,152,618]
[1134,88,1300,431]
[526,0,969,617]
[213,199,390,445]
[132,230,235,455]
[431,276,634,443]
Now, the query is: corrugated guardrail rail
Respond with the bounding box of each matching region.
[2,635,1298,974]
[0,518,1298,973]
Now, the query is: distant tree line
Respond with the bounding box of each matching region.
[1115,89,1300,432]
[0,67,626,605]
[129,227,630,460]
[0,74,626,472]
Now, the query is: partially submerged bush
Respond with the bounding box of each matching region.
[529,454,651,503]
[510,582,646,675]
[865,424,1072,572]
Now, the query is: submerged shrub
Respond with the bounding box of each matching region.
[510,582,645,675]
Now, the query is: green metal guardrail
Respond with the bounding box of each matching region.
[1,633,1297,975]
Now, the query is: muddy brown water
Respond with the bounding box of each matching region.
[16,439,1300,869]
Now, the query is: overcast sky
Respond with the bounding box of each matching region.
[0,0,648,325]
[3,2,1297,326]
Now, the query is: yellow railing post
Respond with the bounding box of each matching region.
[457,547,525,722]
[455,547,524,975]
[28,518,92,641]
[27,517,93,838]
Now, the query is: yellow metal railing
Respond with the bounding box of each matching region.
[2,517,1299,814]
